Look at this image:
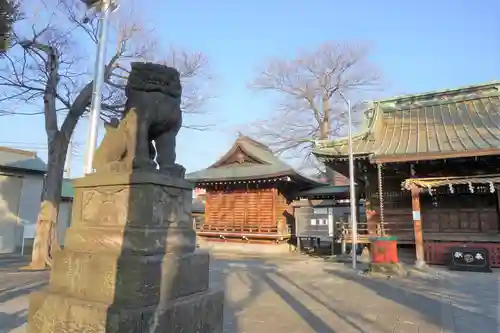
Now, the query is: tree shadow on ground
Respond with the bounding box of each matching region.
[262,273,339,333]
[327,268,498,332]
[271,270,385,333]
[211,257,273,333]
[0,280,47,304]
[212,256,377,333]
[0,254,30,271]
[0,309,28,332]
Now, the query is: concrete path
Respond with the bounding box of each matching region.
[0,254,498,333]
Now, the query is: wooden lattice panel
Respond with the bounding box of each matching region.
[205,189,276,226]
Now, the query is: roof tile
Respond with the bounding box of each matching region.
[314,82,500,162]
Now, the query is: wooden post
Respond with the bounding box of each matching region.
[272,188,277,229]
[341,217,347,254]
[205,191,211,226]
[411,185,426,268]
[495,185,500,233]
[294,206,301,253]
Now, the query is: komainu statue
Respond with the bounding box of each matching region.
[93,62,185,177]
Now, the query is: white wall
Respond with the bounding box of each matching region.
[0,172,74,254]
[0,174,23,253]
[17,175,44,249]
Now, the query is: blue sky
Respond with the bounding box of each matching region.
[1,0,499,177]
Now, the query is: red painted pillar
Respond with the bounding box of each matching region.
[411,186,426,268]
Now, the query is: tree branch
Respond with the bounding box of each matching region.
[246,40,382,173]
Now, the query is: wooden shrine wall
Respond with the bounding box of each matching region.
[419,190,499,234]
[364,171,500,240]
[205,188,276,227]
[364,174,414,238]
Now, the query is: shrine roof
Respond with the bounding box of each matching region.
[0,146,47,173]
[186,135,325,186]
[313,81,500,163]
[298,185,352,197]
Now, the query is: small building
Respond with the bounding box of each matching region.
[292,185,366,252]
[187,135,325,244]
[0,147,46,253]
[313,81,500,266]
[0,147,75,254]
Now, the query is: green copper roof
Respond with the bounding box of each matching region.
[187,135,324,186]
[313,81,500,163]
[298,185,353,197]
[0,147,47,172]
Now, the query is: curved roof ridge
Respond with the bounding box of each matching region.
[377,81,500,104]
[315,101,382,148]
[237,134,273,153]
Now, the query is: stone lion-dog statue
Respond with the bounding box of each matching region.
[92,62,185,178]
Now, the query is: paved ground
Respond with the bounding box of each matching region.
[0,253,498,333]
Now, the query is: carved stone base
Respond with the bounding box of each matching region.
[27,172,224,332]
[28,284,223,333]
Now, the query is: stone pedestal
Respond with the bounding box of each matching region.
[368,262,407,277]
[27,172,224,333]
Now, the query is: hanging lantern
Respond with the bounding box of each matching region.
[489,182,495,193]
[410,164,416,176]
[427,185,434,196]
[468,182,474,193]
[432,196,438,208]
[448,183,455,194]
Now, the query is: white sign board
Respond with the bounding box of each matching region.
[313,208,328,215]
[412,210,421,221]
[328,208,334,236]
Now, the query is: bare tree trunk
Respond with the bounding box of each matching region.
[25,134,68,270]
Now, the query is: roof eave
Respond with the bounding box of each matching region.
[187,170,295,183]
[372,148,500,164]
[0,165,47,174]
[313,103,381,151]
[312,149,372,161]
[188,169,327,186]
[288,173,328,188]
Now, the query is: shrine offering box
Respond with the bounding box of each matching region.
[449,246,492,273]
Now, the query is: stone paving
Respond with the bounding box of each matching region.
[0,253,498,333]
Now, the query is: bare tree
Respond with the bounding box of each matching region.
[246,41,381,178]
[0,0,21,53]
[0,0,213,269]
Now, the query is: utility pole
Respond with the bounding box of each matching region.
[82,0,118,174]
[339,92,357,270]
